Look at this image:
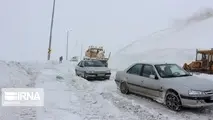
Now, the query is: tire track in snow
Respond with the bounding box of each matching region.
[92,78,213,120]
[91,79,173,120]
[72,71,173,119]
[76,79,174,120]
[65,76,140,120]
[100,70,213,120]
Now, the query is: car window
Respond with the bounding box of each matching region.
[142,64,156,77]
[170,65,185,74]
[155,64,191,78]
[77,61,82,66]
[84,60,105,67]
[127,64,143,76]
[81,61,85,66]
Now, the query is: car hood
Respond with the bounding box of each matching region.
[164,76,213,91]
[85,67,110,72]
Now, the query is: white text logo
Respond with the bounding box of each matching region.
[2,88,44,106]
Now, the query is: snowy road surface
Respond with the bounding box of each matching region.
[1,61,213,120]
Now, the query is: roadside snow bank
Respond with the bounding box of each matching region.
[0,61,42,120]
[0,61,37,88]
[35,61,140,120]
[0,60,60,120]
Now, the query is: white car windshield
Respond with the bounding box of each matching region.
[84,60,105,67]
[155,64,191,78]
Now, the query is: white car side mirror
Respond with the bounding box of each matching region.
[149,75,158,80]
[149,75,155,79]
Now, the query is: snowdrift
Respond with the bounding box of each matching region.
[0,61,36,88]
[109,8,213,70]
[0,61,39,120]
[0,60,62,120]
[0,60,64,88]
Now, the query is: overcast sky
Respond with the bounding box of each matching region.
[1,0,213,61]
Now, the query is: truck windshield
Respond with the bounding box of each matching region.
[155,64,192,78]
[84,60,105,67]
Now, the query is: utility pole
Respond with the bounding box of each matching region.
[80,44,83,60]
[66,30,72,60]
[66,31,69,60]
[47,0,56,60]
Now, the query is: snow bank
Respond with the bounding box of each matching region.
[109,8,213,70]
[0,61,36,88]
[0,61,43,120]
[35,61,139,120]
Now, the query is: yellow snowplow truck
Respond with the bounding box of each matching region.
[84,46,111,67]
[183,48,213,74]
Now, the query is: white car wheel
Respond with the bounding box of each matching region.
[165,91,182,111]
[120,82,129,94]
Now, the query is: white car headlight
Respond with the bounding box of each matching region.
[188,90,204,96]
[106,70,111,73]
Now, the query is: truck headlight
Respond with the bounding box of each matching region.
[188,90,204,96]
[106,70,110,73]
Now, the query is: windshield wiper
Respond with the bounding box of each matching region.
[163,75,177,78]
[163,74,192,78]
[179,74,192,77]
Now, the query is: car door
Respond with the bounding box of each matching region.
[125,64,147,94]
[141,64,162,97]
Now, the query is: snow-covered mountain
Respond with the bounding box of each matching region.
[109,8,213,70]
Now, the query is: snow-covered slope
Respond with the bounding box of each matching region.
[109,8,213,70]
[0,61,40,120]
[0,60,59,120]
[0,61,38,88]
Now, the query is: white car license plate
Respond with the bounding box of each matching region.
[97,74,105,76]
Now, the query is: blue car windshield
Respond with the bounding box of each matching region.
[155,64,192,78]
[84,60,105,67]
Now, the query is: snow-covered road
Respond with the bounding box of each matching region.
[35,61,141,120]
[1,61,213,120]
[34,61,213,120]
